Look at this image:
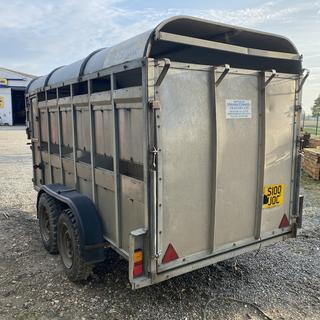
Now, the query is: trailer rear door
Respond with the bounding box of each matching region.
[156,63,297,271]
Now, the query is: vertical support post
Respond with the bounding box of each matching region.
[254,72,266,239]
[45,90,53,183]
[88,80,96,203]
[292,74,303,218]
[209,68,218,252]
[144,59,157,275]
[38,101,45,185]
[56,88,64,184]
[26,96,36,184]
[111,73,121,247]
[70,85,78,189]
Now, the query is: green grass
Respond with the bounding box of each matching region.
[303,126,320,137]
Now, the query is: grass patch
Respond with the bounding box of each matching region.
[303,126,320,137]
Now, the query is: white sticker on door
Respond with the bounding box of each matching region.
[226,99,252,119]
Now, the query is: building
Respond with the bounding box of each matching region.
[0,68,36,125]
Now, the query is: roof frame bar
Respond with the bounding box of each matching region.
[156,31,300,61]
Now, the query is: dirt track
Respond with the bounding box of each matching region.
[1,127,320,320]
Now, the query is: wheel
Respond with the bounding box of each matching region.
[38,193,62,254]
[57,209,92,281]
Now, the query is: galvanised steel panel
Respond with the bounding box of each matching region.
[158,67,213,260]
[94,109,114,157]
[75,107,91,152]
[118,108,144,164]
[96,173,146,250]
[97,185,116,242]
[120,187,145,252]
[79,177,93,200]
[52,166,62,184]
[60,108,73,157]
[44,163,50,185]
[40,110,48,143]
[49,111,59,146]
[64,171,75,189]
[261,76,296,234]
[31,98,42,185]
[214,71,259,248]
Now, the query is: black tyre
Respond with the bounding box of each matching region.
[38,193,62,254]
[57,209,92,281]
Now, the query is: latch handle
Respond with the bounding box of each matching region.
[264,69,277,87]
[155,59,171,86]
[215,64,230,86]
[150,146,159,168]
[296,69,310,93]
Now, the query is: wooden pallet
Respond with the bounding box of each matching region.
[303,148,320,180]
[309,138,320,149]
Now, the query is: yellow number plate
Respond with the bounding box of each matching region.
[263,184,285,209]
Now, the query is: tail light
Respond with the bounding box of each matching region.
[133,249,143,277]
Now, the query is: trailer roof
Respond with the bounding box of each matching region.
[28,15,301,93]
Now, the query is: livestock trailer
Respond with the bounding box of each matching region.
[26,16,308,289]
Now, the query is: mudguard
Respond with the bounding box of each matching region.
[37,184,105,263]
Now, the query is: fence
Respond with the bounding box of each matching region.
[302,114,320,137]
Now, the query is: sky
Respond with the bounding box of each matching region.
[0,0,319,113]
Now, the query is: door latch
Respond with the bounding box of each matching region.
[150,146,159,168]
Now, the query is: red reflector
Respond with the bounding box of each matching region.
[133,262,143,277]
[279,214,289,228]
[162,243,179,264]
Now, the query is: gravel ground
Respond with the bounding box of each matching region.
[0,126,320,320]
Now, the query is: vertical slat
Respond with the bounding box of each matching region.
[210,68,218,251]
[56,88,64,184]
[111,73,121,247]
[70,85,78,188]
[254,72,266,239]
[88,80,96,203]
[45,90,52,183]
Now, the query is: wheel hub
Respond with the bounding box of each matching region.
[60,223,73,269]
[40,208,50,242]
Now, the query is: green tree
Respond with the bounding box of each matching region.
[312,95,320,117]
